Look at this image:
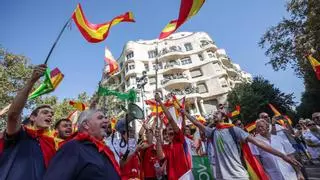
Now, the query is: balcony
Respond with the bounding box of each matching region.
[168,86,199,96]
[158,46,186,60]
[200,40,217,51]
[161,74,189,86]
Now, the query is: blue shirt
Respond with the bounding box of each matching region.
[44,139,121,180]
[0,129,46,180]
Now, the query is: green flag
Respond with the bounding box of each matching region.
[98,86,136,102]
[192,156,214,180]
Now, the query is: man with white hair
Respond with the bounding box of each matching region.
[44,109,121,180]
[252,119,304,180]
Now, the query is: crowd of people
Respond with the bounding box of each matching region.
[0,64,319,180]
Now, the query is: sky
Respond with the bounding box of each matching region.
[0,0,304,104]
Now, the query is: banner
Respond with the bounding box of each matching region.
[192,156,214,180]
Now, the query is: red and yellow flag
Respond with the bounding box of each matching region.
[69,101,86,111]
[104,47,119,75]
[307,54,320,80]
[268,103,292,125]
[72,4,135,43]
[159,0,205,39]
[227,105,241,118]
[245,121,256,132]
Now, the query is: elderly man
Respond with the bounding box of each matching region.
[44,109,121,180]
[312,112,320,127]
[252,119,304,180]
[184,109,301,180]
[0,64,58,180]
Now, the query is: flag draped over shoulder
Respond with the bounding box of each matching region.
[28,68,64,100]
[307,54,320,80]
[72,4,135,43]
[104,47,119,75]
[216,123,268,180]
[159,0,205,39]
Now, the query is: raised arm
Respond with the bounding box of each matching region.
[155,93,179,133]
[155,129,165,160]
[182,109,206,133]
[7,64,46,135]
[247,135,302,167]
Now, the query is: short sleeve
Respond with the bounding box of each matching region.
[275,124,285,131]
[248,142,260,155]
[204,127,214,138]
[233,126,249,142]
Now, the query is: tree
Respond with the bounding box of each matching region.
[227,77,296,124]
[0,46,92,131]
[259,0,320,117]
[0,47,35,131]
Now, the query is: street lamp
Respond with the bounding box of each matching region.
[136,71,148,117]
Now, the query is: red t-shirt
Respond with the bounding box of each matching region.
[163,130,190,180]
[121,152,141,180]
[141,145,159,178]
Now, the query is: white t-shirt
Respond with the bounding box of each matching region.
[269,124,289,142]
[302,131,320,159]
[251,134,297,180]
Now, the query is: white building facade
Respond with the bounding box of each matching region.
[102,32,252,116]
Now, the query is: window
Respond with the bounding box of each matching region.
[181,57,192,65]
[130,76,136,85]
[144,63,149,71]
[220,78,228,88]
[148,50,157,58]
[126,51,134,60]
[207,50,215,58]
[152,62,163,70]
[169,46,178,52]
[198,54,204,61]
[184,43,193,51]
[128,63,135,70]
[197,83,208,93]
[126,79,130,86]
[200,40,209,47]
[190,69,202,78]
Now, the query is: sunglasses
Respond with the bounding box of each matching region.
[312,116,320,120]
[307,123,316,127]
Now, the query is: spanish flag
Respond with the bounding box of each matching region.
[268,103,292,126]
[159,0,205,39]
[72,4,135,43]
[104,47,119,75]
[227,105,241,118]
[216,123,268,180]
[245,121,256,132]
[307,54,320,80]
[69,101,86,111]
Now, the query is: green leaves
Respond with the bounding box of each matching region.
[227,77,296,125]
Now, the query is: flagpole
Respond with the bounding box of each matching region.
[155,39,160,128]
[44,17,72,65]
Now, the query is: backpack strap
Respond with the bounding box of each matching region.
[228,127,247,169]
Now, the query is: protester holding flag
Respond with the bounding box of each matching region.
[0,64,58,180]
[182,109,301,180]
[252,119,305,180]
[44,109,121,180]
[154,93,192,180]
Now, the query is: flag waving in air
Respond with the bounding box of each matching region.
[28,68,64,100]
[104,47,119,75]
[268,103,292,126]
[72,4,135,43]
[227,105,241,118]
[159,0,205,39]
[306,54,320,80]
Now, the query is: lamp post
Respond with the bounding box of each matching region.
[136,71,148,118]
